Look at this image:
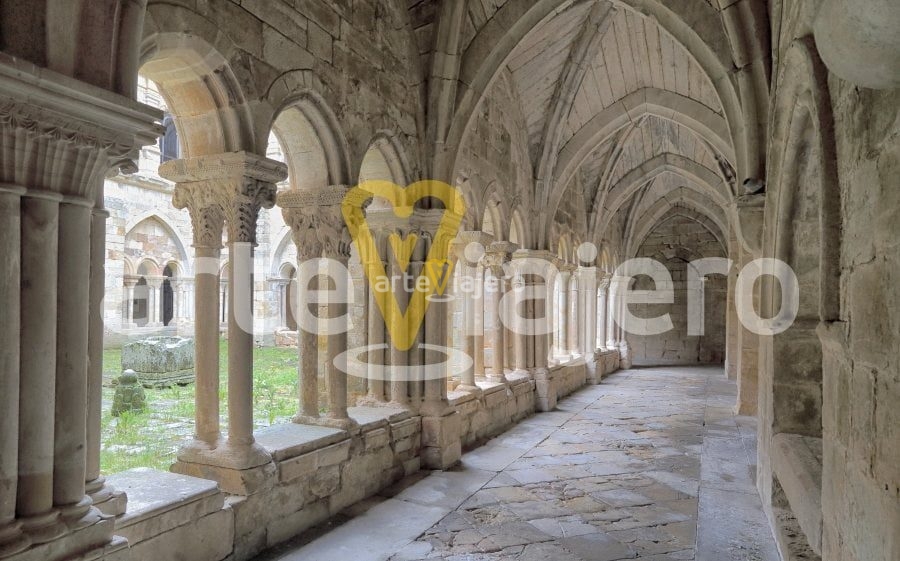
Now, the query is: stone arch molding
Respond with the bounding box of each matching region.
[764,36,841,323]
[138,30,257,157]
[124,211,192,275]
[263,74,353,188]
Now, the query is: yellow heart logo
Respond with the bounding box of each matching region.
[342,180,466,351]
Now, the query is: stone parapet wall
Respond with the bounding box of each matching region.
[98,357,621,561]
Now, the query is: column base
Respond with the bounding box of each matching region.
[58,497,97,526]
[0,522,30,559]
[618,342,632,369]
[355,395,387,407]
[85,477,127,517]
[420,411,462,470]
[11,510,115,561]
[173,438,275,495]
[317,415,359,431]
[454,384,483,398]
[532,367,557,412]
[171,443,276,496]
[18,511,67,545]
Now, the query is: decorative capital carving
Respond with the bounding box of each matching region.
[0,58,163,200]
[279,185,352,259]
[172,183,225,250]
[162,152,286,246]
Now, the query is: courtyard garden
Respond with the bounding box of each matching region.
[100,340,299,473]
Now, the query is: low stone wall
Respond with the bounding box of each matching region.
[452,374,536,449]
[103,355,623,561]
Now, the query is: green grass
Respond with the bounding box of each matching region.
[100,340,299,474]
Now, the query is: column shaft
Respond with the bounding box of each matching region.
[326,257,349,421]
[227,242,255,446]
[53,202,91,518]
[86,207,113,509]
[557,272,569,356]
[472,266,484,378]
[567,275,578,354]
[0,188,26,553]
[597,287,608,349]
[366,274,385,402]
[193,247,221,445]
[18,194,64,538]
[488,271,506,382]
[390,264,409,404]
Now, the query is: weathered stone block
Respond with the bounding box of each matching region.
[121,336,194,388]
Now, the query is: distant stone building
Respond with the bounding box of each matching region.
[103,77,298,347]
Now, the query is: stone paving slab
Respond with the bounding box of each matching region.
[257,366,779,561]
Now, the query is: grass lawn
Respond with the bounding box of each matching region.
[100,340,299,474]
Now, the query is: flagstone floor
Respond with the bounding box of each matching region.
[255,366,779,561]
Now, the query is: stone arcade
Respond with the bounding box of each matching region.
[0,1,898,561]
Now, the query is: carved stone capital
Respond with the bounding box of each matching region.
[162,152,287,246]
[0,56,163,200]
[279,186,352,259]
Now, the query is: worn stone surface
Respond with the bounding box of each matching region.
[255,367,778,561]
[121,336,194,387]
[110,370,147,417]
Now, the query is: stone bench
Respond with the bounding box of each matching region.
[772,432,824,555]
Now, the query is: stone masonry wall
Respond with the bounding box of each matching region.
[627,213,727,366]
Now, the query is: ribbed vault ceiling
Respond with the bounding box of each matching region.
[479,0,736,253]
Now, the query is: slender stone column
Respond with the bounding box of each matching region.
[511,270,528,374]
[578,267,597,357]
[163,152,285,470]
[365,265,386,402]
[53,200,94,522]
[557,268,571,357]
[472,264,485,379]
[485,242,515,383]
[389,256,411,405]
[566,270,579,355]
[18,193,67,542]
[607,277,619,350]
[324,254,351,425]
[298,287,320,420]
[531,275,549,370]
[123,279,136,327]
[168,190,225,452]
[86,204,123,515]
[0,186,29,557]
[597,278,609,349]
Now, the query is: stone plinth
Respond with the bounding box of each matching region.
[111,371,147,417]
[122,336,195,388]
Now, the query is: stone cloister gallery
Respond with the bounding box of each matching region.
[0,1,898,561]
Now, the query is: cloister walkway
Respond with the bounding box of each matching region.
[255,366,779,561]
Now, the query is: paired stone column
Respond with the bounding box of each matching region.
[484,242,515,383]
[577,265,598,357]
[557,265,575,358]
[607,275,620,350]
[452,231,492,393]
[564,267,578,356]
[123,278,137,327]
[163,152,286,478]
[280,186,356,429]
[512,250,555,409]
[597,276,610,350]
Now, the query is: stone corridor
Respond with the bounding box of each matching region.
[257,366,777,561]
